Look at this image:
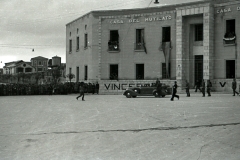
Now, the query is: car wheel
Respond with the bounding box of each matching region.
[126,92,132,98]
[153,91,158,97]
[132,96,136,98]
[161,95,166,97]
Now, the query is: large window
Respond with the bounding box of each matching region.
[226,19,235,35]
[136,64,144,80]
[25,68,32,72]
[69,39,72,52]
[195,24,203,41]
[224,19,236,44]
[226,60,235,78]
[108,30,119,51]
[162,63,171,79]
[162,27,171,42]
[76,36,80,51]
[84,34,88,48]
[135,29,145,50]
[17,68,24,73]
[110,64,118,80]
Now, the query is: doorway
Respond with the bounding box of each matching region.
[195,55,203,84]
[136,64,144,80]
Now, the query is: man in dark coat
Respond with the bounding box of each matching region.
[185,80,190,97]
[232,78,239,96]
[195,80,201,92]
[207,80,212,96]
[155,78,160,86]
[157,81,162,97]
[201,79,205,97]
[170,81,179,101]
[92,83,95,94]
[95,82,99,94]
[76,83,85,101]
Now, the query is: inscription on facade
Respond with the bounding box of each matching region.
[145,16,172,21]
[217,6,240,13]
[217,8,231,13]
[110,19,124,24]
[109,15,172,24]
[129,19,140,23]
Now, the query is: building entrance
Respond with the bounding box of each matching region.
[195,55,203,84]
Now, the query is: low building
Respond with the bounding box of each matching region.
[3,60,35,75]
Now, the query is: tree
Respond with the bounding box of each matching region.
[51,66,62,84]
[66,73,75,83]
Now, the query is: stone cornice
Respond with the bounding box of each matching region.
[214,1,240,7]
[176,3,211,10]
[99,10,176,19]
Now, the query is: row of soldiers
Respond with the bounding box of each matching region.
[0,82,100,96]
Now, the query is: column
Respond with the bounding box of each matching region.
[176,10,184,89]
[203,5,214,80]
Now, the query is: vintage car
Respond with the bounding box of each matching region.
[123,84,172,98]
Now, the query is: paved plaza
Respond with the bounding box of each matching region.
[0,93,240,160]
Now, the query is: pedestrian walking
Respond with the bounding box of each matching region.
[207,80,212,96]
[170,81,179,101]
[201,79,205,97]
[232,78,239,96]
[195,80,201,92]
[76,83,85,101]
[96,82,99,94]
[185,80,190,97]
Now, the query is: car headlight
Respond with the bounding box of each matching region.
[134,90,137,92]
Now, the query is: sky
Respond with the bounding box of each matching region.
[0,0,200,68]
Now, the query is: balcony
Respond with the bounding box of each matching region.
[108,41,119,52]
[223,32,236,46]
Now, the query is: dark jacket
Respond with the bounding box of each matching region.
[79,86,84,93]
[232,81,237,89]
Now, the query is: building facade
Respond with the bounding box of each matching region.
[66,0,240,93]
[30,56,48,72]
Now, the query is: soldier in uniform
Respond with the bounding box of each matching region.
[92,83,95,94]
[155,78,160,86]
[195,80,201,92]
[157,81,162,97]
[96,82,99,94]
[201,79,205,97]
[170,81,179,101]
[76,82,85,101]
[207,80,212,96]
[185,80,190,97]
[232,78,239,96]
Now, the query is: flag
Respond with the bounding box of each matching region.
[162,42,171,78]
[141,31,147,54]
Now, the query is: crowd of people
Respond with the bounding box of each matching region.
[0,82,100,96]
